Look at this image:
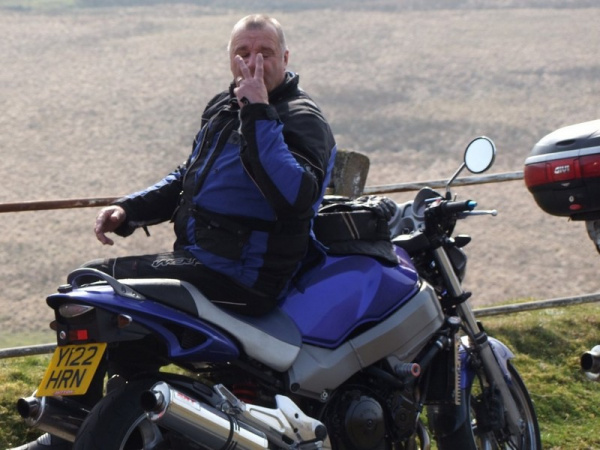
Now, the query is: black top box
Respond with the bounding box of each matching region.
[524,120,600,221]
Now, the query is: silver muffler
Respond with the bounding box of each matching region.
[141,381,269,450]
[581,345,600,381]
[16,394,88,442]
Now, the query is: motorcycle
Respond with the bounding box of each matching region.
[523,120,600,387]
[16,137,541,449]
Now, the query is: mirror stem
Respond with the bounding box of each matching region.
[445,162,466,196]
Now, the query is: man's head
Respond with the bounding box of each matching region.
[228,15,289,94]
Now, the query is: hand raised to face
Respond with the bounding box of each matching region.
[233,53,269,108]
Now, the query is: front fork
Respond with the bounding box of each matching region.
[433,246,525,438]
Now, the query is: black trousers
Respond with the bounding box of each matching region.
[82,249,278,316]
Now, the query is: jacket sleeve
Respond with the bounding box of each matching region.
[111,93,226,236]
[112,165,185,236]
[239,99,336,220]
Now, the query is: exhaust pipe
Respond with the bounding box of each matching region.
[141,381,269,450]
[581,345,600,382]
[16,395,88,442]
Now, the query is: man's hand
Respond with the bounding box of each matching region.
[94,205,126,245]
[234,53,269,107]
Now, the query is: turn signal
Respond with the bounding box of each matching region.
[117,314,133,329]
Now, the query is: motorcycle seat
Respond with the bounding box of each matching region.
[122,278,302,372]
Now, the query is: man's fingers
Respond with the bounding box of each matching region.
[233,54,268,105]
[94,209,109,234]
[94,210,111,245]
[235,55,252,79]
[95,227,114,246]
[97,233,114,246]
[254,53,264,80]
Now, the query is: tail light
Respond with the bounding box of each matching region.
[58,303,94,318]
[581,154,600,178]
[56,303,95,343]
[524,158,581,189]
[525,154,600,189]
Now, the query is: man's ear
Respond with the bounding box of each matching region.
[283,50,289,67]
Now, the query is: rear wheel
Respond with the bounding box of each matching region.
[72,379,169,450]
[429,362,541,449]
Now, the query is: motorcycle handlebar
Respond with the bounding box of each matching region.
[388,197,493,239]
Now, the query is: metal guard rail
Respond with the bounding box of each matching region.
[1,169,598,359]
[0,171,524,214]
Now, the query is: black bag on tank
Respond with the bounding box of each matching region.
[313,195,399,266]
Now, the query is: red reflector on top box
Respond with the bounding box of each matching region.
[524,120,600,220]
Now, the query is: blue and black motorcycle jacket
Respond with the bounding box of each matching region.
[113,72,337,299]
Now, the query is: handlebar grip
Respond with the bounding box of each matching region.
[440,200,477,214]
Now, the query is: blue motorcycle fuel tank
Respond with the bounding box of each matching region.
[282,247,419,348]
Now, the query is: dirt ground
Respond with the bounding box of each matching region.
[1,1,599,342]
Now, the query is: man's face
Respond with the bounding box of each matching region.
[229,25,289,94]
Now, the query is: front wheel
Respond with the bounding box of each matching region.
[428,362,541,449]
[72,379,169,450]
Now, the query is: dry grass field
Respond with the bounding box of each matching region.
[1,0,599,344]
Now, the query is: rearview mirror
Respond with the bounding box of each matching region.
[464,137,496,174]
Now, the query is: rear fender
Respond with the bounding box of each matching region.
[47,290,240,363]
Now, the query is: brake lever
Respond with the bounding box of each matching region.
[461,209,498,217]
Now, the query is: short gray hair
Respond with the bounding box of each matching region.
[227,14,288,54]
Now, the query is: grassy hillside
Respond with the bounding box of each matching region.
[2,303,600,448]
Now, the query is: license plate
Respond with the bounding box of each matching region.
[37,343,107,396]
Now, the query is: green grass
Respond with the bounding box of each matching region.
[0,331,55,350]
[479,304,600,449]
[1,304,599,449]
[0,354,51,448]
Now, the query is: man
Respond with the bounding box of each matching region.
[91,13,336,316]
[13,13,336,450]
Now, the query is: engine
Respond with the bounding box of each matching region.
[322,385,419,450]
